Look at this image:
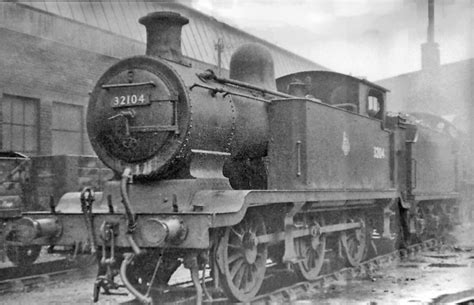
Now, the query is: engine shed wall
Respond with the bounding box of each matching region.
[268,99,393,191]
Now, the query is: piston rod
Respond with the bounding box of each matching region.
[256,221,362,245]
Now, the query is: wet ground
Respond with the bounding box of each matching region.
[300,222,474,305]
[301,247,474,304]
[1,223,473,305]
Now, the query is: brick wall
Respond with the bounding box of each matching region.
[0,15,219,156]
[0,27,118,155]
[29,155,113,210]
[39,100,52,155]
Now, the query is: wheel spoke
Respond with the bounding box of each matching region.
[233,264,246,288]
[241,219,249,233]
[243,265,255,291]
[231,227,244,239]
[228,252,243,264]
[230,258,245,279]
[255,253,266,267]
[242,265,251,290]
[228,242,242,249]
[307,251,315,268]
[249,218,258,235]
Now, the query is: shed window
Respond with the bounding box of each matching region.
[1,94,39,155]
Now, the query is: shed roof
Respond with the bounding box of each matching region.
[18,1,327,77]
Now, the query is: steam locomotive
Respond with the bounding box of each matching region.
[0,151,42,265]
[0,153,112,266]
[3,11,464,303]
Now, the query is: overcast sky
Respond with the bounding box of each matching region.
[189,0,472,80]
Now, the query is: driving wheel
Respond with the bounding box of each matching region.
[340,215,367,267]
[295,217,326,280]
[216,210,267,302]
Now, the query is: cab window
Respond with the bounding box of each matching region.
[368,96,380,114]
[367,89,384,119]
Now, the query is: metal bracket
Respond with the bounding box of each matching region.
[282,201,306,264]
[80,187,97,254]
[382,199,396,239]
[93,222,125,302]
[296,141,302,177]
[411,158,417,190]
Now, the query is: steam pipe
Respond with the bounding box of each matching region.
[127,234,141,255]
[120,168,142,255]
[198,70,293,99]
[120,168,136,234]
[120,253,152,304]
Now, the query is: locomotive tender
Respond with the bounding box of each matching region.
[3,11,461,303]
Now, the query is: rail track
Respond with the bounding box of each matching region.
[249,239,439,305]
[0,256,94,295]
[126,239,439,305]
[434,289,474,305]
[0,239,442,303]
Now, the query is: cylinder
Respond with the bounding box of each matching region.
[140,216,187,246]
[8,217,62,243]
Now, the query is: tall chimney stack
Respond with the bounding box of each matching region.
[139,12,188,63]
[421,0,440,70]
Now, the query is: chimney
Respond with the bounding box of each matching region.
[139,12,189,63]
[421,0,440,70]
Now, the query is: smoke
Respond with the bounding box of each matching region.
[190,0,473,80]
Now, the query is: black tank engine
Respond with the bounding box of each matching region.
[3,11,463,304]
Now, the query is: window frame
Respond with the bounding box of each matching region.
[1,94,40,155]
[367,89,385,120]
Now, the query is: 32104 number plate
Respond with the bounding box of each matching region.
[111,94,149,108]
